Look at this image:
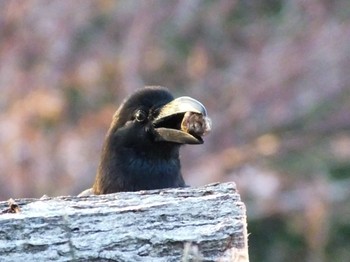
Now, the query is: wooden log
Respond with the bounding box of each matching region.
[0,182,249,261]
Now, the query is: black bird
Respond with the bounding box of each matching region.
[79,86,211,195]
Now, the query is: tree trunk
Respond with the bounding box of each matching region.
[0,182,249,262]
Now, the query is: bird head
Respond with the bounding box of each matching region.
[107,86,211,151]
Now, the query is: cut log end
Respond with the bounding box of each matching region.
[0,182,249,261]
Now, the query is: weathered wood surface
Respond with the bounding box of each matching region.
[0,182,249,262]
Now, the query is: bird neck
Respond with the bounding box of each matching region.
[94,142,185,194]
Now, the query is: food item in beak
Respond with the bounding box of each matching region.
[181,112,212,138]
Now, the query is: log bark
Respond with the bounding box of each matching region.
[0,182,249,262]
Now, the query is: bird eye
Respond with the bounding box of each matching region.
[134,110,147,122]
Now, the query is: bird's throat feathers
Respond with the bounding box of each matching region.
[94,139,184,193]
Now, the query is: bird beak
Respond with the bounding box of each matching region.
[152,96,210,144]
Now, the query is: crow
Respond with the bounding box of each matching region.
[79,86,211,196]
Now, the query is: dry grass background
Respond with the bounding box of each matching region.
[1,1,350,261]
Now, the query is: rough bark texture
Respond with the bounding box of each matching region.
[0,182,248,262]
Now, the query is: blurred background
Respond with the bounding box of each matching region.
[1,0,350,261]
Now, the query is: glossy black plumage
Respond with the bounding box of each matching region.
[80,86,210,195]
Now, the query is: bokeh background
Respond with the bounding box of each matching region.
[1,0,350,261]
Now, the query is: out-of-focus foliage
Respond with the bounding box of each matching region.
[1,0,350,261]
